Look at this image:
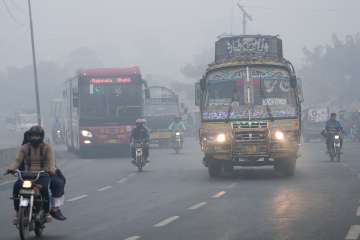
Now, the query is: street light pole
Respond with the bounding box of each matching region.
[237,2,253,35]
[27,0,42,126]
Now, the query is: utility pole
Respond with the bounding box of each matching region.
[237,1,253,35]
[27,0,42,126]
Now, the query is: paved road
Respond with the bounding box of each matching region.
[1,139,360,240]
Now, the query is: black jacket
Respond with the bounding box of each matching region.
[130,126,150,142]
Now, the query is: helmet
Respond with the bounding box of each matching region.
[135,118,146,125]
[28,126,45,147]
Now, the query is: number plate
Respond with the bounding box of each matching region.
[107,139,118,144]
[20,198,29,207]
[246,145,257,154]
[20,189,34,195]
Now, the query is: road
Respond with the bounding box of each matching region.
[1,139,360,240]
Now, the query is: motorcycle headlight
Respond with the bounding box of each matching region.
[216,133,226,143]
[274,131,285,141]
[175,132,181,136]
[22,180,32,189]
[81,130,93,138]
[334,135,340,140]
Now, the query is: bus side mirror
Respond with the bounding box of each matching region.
[145,88,150,99]
[73,97,79,108]
[200,77,206,91]
[290,75,297,88]
[195,82,201,106]
[73,90,79,108]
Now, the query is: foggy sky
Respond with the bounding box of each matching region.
[1,0,359,80]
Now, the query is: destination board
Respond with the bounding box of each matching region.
[215,35,283,63]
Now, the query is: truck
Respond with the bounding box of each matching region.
[195,35,302,178]
[144,86,180,147]
[302,107,329,142]
[63,67,149,156]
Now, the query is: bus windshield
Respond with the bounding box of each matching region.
[79,77,143,123]
[203,66,297,121]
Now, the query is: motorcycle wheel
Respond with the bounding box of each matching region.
[137,157,143,172]
[34,222,43,237]
[19,207,30,240]
[336,149,341,162]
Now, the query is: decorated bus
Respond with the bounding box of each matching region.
[144,86,179,147]
[196,35,303,177]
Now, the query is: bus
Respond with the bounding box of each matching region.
[144,86,179,147]
[196,35,302,178]
[63,67,149,156]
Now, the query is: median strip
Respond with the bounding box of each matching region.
[153,216,180,227]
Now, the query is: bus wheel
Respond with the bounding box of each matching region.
[275,157,296,177]
[208,159,221,178]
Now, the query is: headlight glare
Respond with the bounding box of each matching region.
[216,133,226,143]
[334,135,340,140]
[274,131,285,140]
[22,180,32,189]
[81,130,93,138]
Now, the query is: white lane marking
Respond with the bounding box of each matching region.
[128,173,137,178]
[67,194,88,202]
[356,206,360,216]
[0,180,16,186]
[97,185,112,192]
[188,202,207,210]
[124,236,141,240]
[212,191,226,199]
[225,183,237,189]
[346,225,360,240]
[153,216,180,227]
[117,178,128,184]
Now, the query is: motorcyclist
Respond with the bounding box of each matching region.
[20,129,66,221]
[7,126,55,224]
[130,119,150,164]
[168,116,186,144]
[168,116,186,133]
[322,113,345,152]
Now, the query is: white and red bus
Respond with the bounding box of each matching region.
[63,67,149,155]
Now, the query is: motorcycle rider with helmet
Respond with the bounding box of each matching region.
[7,126,56,224]
[130,119,150,164]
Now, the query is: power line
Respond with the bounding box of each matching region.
[1,0,24,26]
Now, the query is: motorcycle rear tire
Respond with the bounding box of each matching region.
[34,222,43,237]
[137,157,143,172]
[19,207,30,240]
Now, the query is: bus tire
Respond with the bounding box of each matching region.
[208,160,221,178]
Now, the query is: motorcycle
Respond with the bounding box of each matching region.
[134,141,147,172]
[172,132,183,154]
[328,132,342,162]
[10,170,49,240]
[52,128,64,144]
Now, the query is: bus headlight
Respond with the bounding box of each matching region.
[216,133,226,143]
[81,130,93,138]
[274,131,285,141]
[22,180,32,189]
